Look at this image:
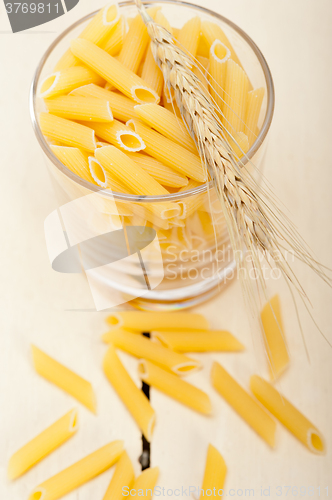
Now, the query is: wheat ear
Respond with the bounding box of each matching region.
[135,1,331,331]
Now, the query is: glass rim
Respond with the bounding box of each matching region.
[30,0,275,204]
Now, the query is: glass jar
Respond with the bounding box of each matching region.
[30,0,274,310]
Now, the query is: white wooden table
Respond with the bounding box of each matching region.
[0,1,331,499]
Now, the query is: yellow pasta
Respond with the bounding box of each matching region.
[86,120,145,152]
[128,119,206,182]
[128,467,159,499]
[105,329,201,375]
[88,156,127,192]
[134,104,197,154]
[101,15,126,56]
[197,32,210,58]
[8,409,78,480]
[199,444,227,500]
[39,66,104,99]
[102,451,135,500]
[70,39,159,104]
[54,3,120,71]
[103,345,155,441]
[138,360,211,414]
[45,96,113,122]
[229,131,250,159]
[192,55,210,91]
[31,345,96,413]
[70,84,136,122]
[211,362,276,447]
[126,152,188,188]
[250,375,325,454]
[261,295,289,380]
[152,330,244,352]
[117,7,160,73]
[201,20,243,69]
[106,310,209,331]
[177,16,201,57]
[245,87,265,146]
[40,113,97,152]
[28,441,124,500]
[222,59,249,136]
[209,40,231,114]
[50,146,95,183]
[140,46,163,97]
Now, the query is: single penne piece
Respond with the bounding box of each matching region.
[209,40,231,114]
[8,409,78,480]
[70,39,159,104]
[106,329,201,375]
[197,32,210,58]
[245,87,265,146]
[28,441,124,500]
[199,444,227,500]
[127,119,206,182]
[129,467,159,500]
[117,7,160,73]
[39,66,104,99]
[101,15,126,56]
[192,55,210,91]
[261,295,289,380]
[134,104,197,154]
[126,152,188,188]
[45,96,113,122]
[70,84,136,122]
[50,146,95,184]
[40,113,97,152]
[95,146,170,195]
[250,375,325,454]
[106,310,209,330]
[31,345,96,413]
[138,360,211,413]
[87,120,145,152]
[54,3,121,71]
[211,362,276,447]
[102,327,140,343]
[152,330,244,352]
[102,451,135,500]
[154,10,172,32]
[201,21,243,69]
[103,346,155,441]
[89,156,127,192]
[222,59,249,136]
[177,16,201,57]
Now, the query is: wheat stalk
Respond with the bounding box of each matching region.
[135,0,331,337]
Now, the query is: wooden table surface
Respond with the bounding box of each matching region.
[0,1,331,499]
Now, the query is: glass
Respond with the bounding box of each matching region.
[30,0,274,310]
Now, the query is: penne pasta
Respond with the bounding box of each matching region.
[230,131,250,159]
[127,119,206,182]
[106,310,209,331]
[192,55,210,92]
[103,345,155,441]
[117,7,160,73]
[88,156,127,192]
[87,120,145,152]
[40,113,97,152]
[138,359,211,414]
[209,40,231,114]
[8,409,78,480]
[50,146,96,183]
[126,152,189,188]
[197,32,210,58]
[70,39,159,104]
[201,21,243,69]
[134,104,197,154]
[105,329,201,375]
[28,441,124,500]
[102,451,135,500]
[211,362,276,447]
[250,375,325,454]
[152,330,244,352]
[177,16,201,58]
[154,10,172,33]
[140,46,164,97]
[101,15,126,56]
[129,467,159,500]
[31,345,96,413]
[199,444,227,500]
[45,96,113,122]
[70,84,136,122]
[245,87,265,146]
[261,295,289,380]
[39,66,104,99]
[222,59,249,136]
